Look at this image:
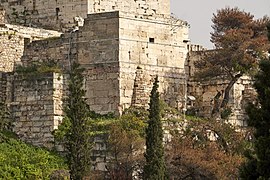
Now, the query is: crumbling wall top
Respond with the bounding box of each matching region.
[1,0,172,31]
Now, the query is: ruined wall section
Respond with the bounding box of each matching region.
[119,12,189,111]
[187,51,255,126]
[0,8,62,73]
[2,0,170,30]
[229,76,255,126]
[11,73,65,148]
[1,0,88,30]
[131,68,153,108]
[77,12,120,114]
[88,0,170,18]
[21,36,69,68]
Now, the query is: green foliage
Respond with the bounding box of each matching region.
[88,110,115,120]
[159,100,180,118]
[53,117,72,142]
[63,62,93,179]
[220,107,232,120]
[106,109,147,179]
[240,59,270,179]
[0,132,67,179]
[0,102,11,131]
[54,113,115,142]
[16,60,62,80]
[55,105,147,179]
[143,76,167,180]
[121,107,148,136]
[195,8,270,115]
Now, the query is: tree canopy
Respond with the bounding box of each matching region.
[240,24,270,179]
[195,7,270,116]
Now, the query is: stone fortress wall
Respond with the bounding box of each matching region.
[0,5,62,72]
[1,0,170,30]
[18,11,189,115]
[0,0,254,151]
[79,11,189,114]
[0,0,190,148]
[0,7,64,146]
[10,73,65,148]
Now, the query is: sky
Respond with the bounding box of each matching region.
[170,0,270,49]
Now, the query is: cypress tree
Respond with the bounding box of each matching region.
[143,76,167,180]
[65,62,92,179]
[240,24,270,179]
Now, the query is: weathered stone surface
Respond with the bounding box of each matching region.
[1,0,171,31]
[0,9,61,73]
[9,73,66,147]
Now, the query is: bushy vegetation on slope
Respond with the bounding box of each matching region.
[0,131,67,179]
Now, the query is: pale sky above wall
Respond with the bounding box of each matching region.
[170,0,270,49]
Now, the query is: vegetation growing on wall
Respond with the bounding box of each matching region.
[15,60,62,80]
[0,102,11,131]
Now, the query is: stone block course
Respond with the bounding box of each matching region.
[0,0,192,151]
[8,73,66,147]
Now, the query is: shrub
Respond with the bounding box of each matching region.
[0,132,67,179]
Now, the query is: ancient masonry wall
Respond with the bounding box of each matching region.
[0,10,62,111]
[77,12,120,114]
[78,11,189,113]
[131,67,153,108]
[229,76,256,126]
[20,11,189,115]
[1,0,88,30]
[87,0,170,17]
[1,0,170,30]
[21,36,69,68]
[10,73,65,148]
[187,51,255,126]
[17,12,120,114]
[118,11,188,111]
[0,29,24,72]
[0,6,5,24]
[0,8,62,72]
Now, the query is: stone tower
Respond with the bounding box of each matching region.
[11,0,190,115]
[1,0,190,147]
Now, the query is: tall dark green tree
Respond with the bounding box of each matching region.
[143,76,167,180]
[65,62,92,179]
[240,24,270,179]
